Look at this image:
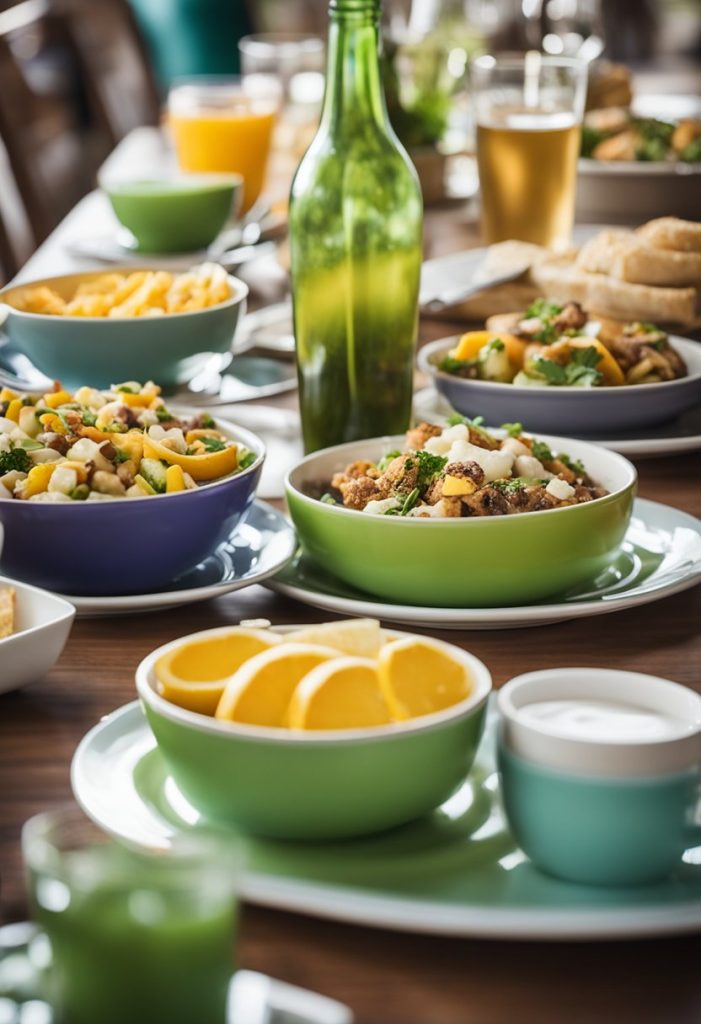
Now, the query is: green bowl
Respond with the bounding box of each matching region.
[135,627,492,840]
[0,267,248,390]
[285,435,637,608]
[103,175,243,253]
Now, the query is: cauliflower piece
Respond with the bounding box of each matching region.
[447,440,515,483]
[48,466,78,495]
[501,437,530,458]
[546,477,576,500]
[363,497,401,516]
[515,454,552,479]
[68,438,102,463]
[424,434,452,456]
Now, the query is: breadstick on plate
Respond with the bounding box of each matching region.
[0,587,15,638]
[636,218,701,254]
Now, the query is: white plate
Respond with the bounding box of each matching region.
[0,575,75,693]
[72,702,701,941]
[413,386,701,458]
[62,500,295,617]
[267,498,701,630]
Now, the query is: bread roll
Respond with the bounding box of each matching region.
[636,218,701,254]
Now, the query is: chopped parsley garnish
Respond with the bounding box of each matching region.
[156,407,174,422]
[114,383,139,394]
[200,436,227,452]
[200,413,216,428]
[529,346,602,387]
[414,450,448,490]
[633,117,674,162]
[557,452,586,476]
[680,136,701,162]
[482,337,505,353]
[238,450,257,470]
[446,412,486,430]
[501,422,523,438]
[633,321,660,334]
[81,409,97,427]
[400,487,420,515]
[320,492,338,505]
[438,355,475,374]
[113,448,130,464]
[378,449,401,472]
[524,298,563,321]
[0,447,30,474]
[531,440,554,464]
[493,476,546,493]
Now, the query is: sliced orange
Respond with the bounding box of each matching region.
[287,657,393,730]
[377,637,474,721]
[142,434,239,481]
[155,628,282,716]
[214,643,339,727]
[450,330,528,370]
[282,618,383,658]
[537,337,625,386]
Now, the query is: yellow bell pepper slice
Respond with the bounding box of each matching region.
[39,412,67,435]
[539,338,625,387]
[165,464,186,492]
[112,430,144,464]
[22,463,56,498]
[450,331,527,369]
[143,435,238,481]
[42,390,73,409]
[5,399,22,423]
[442,474,478,497]
[0,387,18,401]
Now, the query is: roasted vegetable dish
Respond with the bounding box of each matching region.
[0,381,257,502]
[581,108,701,163]
[436,300,687,388]
[318,419,606,519]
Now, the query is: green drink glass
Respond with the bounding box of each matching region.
[289,0,423,453]
[23,805,238,1024]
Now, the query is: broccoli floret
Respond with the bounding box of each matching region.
[0,447,31,474]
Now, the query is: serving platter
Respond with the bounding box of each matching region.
[72,701,701,941]
[62,500,295,617]
[267,498,701,630]
[413,386,701,458]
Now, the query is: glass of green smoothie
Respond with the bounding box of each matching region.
[23,805,238,1024]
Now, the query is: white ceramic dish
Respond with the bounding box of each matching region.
[0,574,75,694]
[419,334,701,436]
[413,386,701,458]
[71,701,701,940]
[498,668,701,778]
[267,498,701,630]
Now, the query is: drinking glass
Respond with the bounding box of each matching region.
[23,805,238,1024]
[168,76,282,212]
[472,53,587,248]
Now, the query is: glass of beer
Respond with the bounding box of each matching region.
[472,53,587,249]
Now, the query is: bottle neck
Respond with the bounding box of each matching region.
[320,0,388,132]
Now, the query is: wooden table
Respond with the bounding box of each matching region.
[1,172,700,1024]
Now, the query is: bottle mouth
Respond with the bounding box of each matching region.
[329,0,380,14]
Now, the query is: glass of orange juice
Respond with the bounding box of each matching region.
[168,76,282,213]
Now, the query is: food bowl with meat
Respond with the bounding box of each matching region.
[0,380,264,595]
[419,299,701,434]
[285,420,636,607]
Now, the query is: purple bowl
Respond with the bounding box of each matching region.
[0,418,265,596]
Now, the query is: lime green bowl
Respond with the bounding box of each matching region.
[102,175,243,253]
[135,627,492,840]
[0,267,248,390]
[286,435,637,608]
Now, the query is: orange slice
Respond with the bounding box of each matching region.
[450,330,527,369]
[287,657,393,730]
[142,434,239,481]
[282,618,383,658]
[214,643,339,727]
[377,637,474,721]
[155,628,282,716]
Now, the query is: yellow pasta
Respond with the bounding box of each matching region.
[9,264,232,318]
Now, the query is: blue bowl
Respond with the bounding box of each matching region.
[0,417,265,596]
[0,268,248,391]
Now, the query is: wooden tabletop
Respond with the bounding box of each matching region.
[1,163,701,1023]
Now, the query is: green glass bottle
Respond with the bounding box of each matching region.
[289,0,423,453]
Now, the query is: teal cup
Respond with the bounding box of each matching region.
[498,744,701,887]
[497,668,701,887]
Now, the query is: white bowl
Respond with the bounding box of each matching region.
[0,574,75,694]
[498,667,701,779]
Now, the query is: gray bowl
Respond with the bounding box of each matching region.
[419,335,701,435]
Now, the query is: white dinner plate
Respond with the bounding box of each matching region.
[267,498,701,630]
[72,702,701,941]
[62,500,295,616]
[413,386,701,458]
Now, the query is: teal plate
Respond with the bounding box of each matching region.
[71,701,701,941]
[267,498,701,629]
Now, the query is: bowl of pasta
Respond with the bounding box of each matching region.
[0,263,248,390]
